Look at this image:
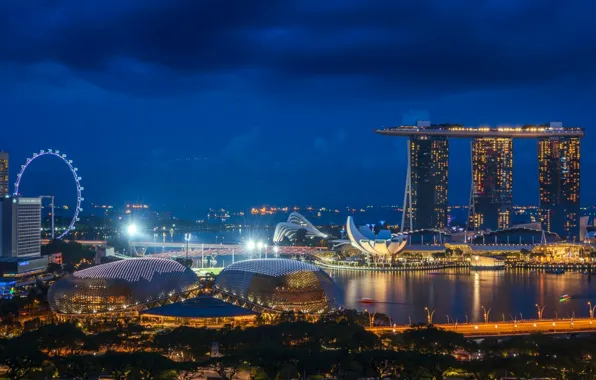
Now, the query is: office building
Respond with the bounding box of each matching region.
[0,152,8,197]
[402,122,449,231]
[469,138,513,231]
[1,197,42,258]
[538,135,580,240]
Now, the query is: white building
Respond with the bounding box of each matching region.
[1,197,42,258]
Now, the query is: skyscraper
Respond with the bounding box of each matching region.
[402,135,449,231]
[0,152,8,197]
[469,138,513,231]
[0,197,42,258]
[538,136,580,240]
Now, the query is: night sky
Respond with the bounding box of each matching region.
[1,1,595,216]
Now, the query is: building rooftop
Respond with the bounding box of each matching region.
[374,123,584,138]
[140,296,256,318]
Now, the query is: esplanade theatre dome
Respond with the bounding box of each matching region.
[48,258,199,315]
[214,259,338,313]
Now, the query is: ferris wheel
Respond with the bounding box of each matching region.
[13,149,84,240]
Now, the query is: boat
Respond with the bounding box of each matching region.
[359,298,378,304]
[560,294,571,302]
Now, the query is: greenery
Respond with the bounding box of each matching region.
[1,315,596,379]
[41,239,94,271]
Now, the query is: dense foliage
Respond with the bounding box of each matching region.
[1,316,596,379]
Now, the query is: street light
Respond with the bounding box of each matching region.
[481,305,491,323]
[424,306,436,325]
[535,304,546,320]
[127,224,138,237]
[257,241,264,259]
[588,302,596,319]
[184,233,191,263]
[273,246,279,258]
[364,309,376,328]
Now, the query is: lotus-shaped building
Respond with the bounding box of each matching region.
[273,212,328,243]
[346,216,407,259]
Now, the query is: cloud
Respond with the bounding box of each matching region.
[0,1,594,97]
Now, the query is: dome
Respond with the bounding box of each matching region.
[214,259,338,313]
[48,258,199,315]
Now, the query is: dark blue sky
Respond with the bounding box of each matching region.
[1,1,595,216]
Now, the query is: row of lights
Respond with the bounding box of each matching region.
[127,225,282,256]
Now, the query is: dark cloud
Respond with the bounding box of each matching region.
[1,1,595,97]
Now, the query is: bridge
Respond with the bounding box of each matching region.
[369,318,596,338]
[126,242,325,257]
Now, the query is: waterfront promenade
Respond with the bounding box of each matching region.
[369,318,596,337]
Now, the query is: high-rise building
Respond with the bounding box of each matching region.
[402,122,449,231]
[469,138,513,231]
[538,136,580,240]
[0,152,8,198]
[0,197,42,258]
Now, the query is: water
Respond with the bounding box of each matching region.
[328,268,596,325]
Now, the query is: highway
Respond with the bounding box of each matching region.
[369,318,596,337]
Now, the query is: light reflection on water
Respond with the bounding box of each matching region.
[327,268,596,325]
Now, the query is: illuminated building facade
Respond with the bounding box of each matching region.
[0,152,7,197]
[48,258,200,315]
[403,135,449,231]
[214,259,338,314]
[469,138,513,231]
[538,136,580,240]
[375,122,584,240]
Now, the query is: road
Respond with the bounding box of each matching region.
[369,318,596,337]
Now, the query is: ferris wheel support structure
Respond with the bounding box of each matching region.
[13,149,83,240]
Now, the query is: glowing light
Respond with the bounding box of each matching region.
[247,241,256,250]
[127,224,138,236]
[257,241,264,249]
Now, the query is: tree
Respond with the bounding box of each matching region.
[28,322,87,357]
[53,354,98,380]
[0,337,46,380]
[246,344,292,380]
[400,325,466,354]
[41,240,94,265]
[98,351,134,379]
[208,355,243,380]
[154,326,215,360]
[126,352,178,380]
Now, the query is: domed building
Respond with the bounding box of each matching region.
[48,258,200,316]
[214,259,338,314]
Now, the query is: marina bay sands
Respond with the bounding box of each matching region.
[375,121,583,241]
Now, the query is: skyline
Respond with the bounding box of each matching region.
[1,1,596,215]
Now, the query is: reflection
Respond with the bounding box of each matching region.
[328,268,596,325]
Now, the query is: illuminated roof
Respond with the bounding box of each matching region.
[273,212,328,243]
[374,124,584,138]
[346,216,407,256]
[49,258,199,315]
[73,258,187,282]
[214,258,338,313]
[220,258,322,277]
